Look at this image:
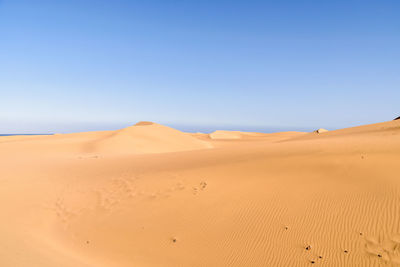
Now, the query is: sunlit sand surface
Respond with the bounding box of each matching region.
[1,120,400,266]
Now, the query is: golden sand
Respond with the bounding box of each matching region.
[0,120,399,266]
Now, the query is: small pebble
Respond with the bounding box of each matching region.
[310,260,315,264]
[378,254,382,258]
[318,256,322,259]
[344,250,348,253]
[306,245,311,251]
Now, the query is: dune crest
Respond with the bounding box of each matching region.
[134,121,155,126]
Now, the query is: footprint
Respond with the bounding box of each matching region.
[192,187,198,195]
[363,235,400,262]
[200,181,207,190]
[175,183,185,191]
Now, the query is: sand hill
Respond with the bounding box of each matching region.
[209,130,244,139]
[209,130,294,140]
[87,121,212,154]
[0,122,212,156]
[0,120,399,266]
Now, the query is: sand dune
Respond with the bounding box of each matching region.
[209,130,245,139]
[0,120,400,266]
[87,121,212,154]
[0,122,212,156]
[209,130,304,140]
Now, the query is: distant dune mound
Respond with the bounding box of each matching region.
[209,130,295,140]
[315,128,329,134]
[209,130,244,140]
[90,122,212,154]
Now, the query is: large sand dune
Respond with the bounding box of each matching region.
[0,122,212,156]
[87,121,213,154]
[0,120,400,266]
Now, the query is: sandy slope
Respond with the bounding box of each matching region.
[0,120,400,266]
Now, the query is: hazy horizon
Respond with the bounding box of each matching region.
[0,120,316,135]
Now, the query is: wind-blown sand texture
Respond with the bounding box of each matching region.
[0,120,400,266]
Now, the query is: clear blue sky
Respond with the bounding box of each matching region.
[0,0,399,133]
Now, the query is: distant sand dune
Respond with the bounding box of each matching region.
[0,120,400,266]
[0,122,212,156]
[86,122,212,154]
[209,130,304,140]
[209,130,244,139]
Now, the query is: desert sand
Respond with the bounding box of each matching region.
[0,120,400,266]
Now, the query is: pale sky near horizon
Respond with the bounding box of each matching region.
[0,0,399,133]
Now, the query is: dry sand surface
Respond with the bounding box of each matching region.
[1,120,400,266]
